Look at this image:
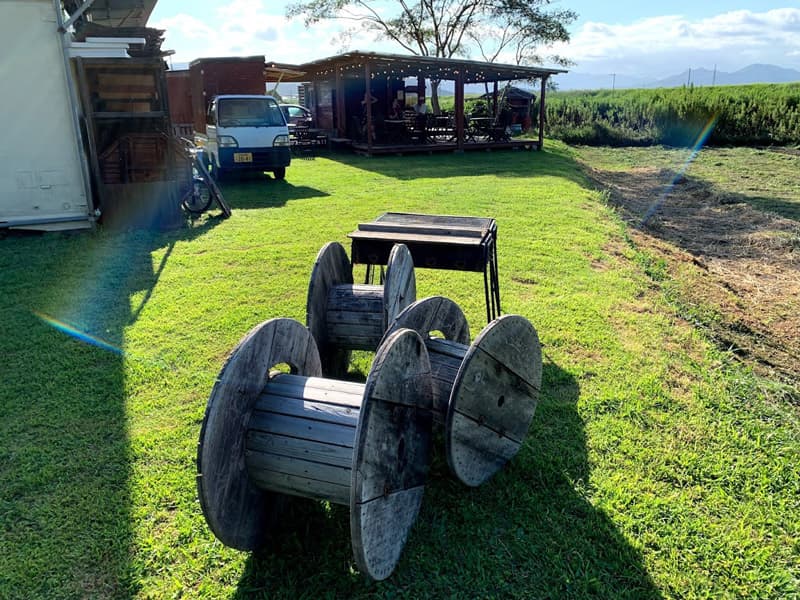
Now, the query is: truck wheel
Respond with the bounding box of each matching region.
[272,167,286,180]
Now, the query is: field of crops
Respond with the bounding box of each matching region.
[546,83,800,147]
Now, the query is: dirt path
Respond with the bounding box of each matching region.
[584,162,799,386]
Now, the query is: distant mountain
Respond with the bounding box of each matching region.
[554,72,654,91]
[553,63,800,91]
[647,64,800,88]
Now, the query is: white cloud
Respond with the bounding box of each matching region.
[549,8,800,77]
[151,0,398,65]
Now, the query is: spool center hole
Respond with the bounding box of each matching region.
[497,395,505,408]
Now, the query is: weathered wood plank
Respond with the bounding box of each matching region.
[348,229,483,247]
[373,212,493,234]
[358,222,485,238]
[426,337,468,361]
[246,449,352,489]
[254,393,360,427]
[247,430,353,468]
[327,284,384,313]
[267,374,364,406]
[248,411,356,448]
[249,468,350,505]
[326,320,385,348]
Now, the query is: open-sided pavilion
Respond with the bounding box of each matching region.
[267,51,566,156]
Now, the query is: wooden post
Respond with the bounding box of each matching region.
[455,72,465,152]
[538,75,548,150]
[492,81,498,118]
[335,65,345,137]
[384,296,543,487]
[364,62,373,150]
[306,242,416,377]
[197,318,433,581]
[73,57,104,211]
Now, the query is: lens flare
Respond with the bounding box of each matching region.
[33,311,125,355]
[640,115,718,226]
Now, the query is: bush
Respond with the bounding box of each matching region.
[546,83,800,146]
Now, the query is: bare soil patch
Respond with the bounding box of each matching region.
[585,163,800,385]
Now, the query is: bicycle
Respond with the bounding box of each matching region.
[180,138,232,218]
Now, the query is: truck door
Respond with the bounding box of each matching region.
[206,99,219,167]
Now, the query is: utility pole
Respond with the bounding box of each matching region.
[712,64,717,86]
[611,73,616,91]
[687,68,692,86]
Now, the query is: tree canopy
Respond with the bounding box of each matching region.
[287,0,576,65]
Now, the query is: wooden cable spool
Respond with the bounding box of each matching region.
[306,241,416,377]
[197,318,433,581]
[383,296,542,487]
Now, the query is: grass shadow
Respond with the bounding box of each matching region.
[325,145,588,187]
[231,361,660,598]
[219,178,330,211]
[0,220,220,598]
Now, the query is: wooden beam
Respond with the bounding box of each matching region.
[455,71,464,152]
[335,65,345,137]
[365,62,373,151]
[538,76,548,150]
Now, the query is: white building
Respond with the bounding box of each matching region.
[0,0,157,231]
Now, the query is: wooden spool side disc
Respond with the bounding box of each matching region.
[197,318,322,550]
[383,296,470,346]
[306,241,353,378]
[446,315,542,487]
[382,243,416,329]
[350,328,434,581]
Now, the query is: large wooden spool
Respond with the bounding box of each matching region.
[197,318,433,580]
[306,241,416,377]
[384,296,542,487]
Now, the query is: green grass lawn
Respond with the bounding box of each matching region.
[1,145,798,599]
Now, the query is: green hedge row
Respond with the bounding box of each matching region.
[546,83,800,146]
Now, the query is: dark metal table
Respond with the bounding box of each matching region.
[348,212,501,322]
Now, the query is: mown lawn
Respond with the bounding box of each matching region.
[1,144,797,599]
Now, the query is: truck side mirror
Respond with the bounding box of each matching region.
[207,101,216,126]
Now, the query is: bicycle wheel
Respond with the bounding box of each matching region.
[182,179,213,214]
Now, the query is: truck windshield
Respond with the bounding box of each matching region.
[217,98,285,128]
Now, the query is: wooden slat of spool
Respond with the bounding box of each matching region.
[197,318,322,550]
[245,373,360,504]
[248,470,351,505]
[446,315,542,487]
[255,393,360,427]
[248,411,356,448]
[306,241,353,378]
[246,451,353,504]
[350,328,434,581]
[247,430,353,468]
[327,284,384,312]
[266,374,364,406]
[428,350,464,419]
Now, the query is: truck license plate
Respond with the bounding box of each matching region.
[233,152,253,163]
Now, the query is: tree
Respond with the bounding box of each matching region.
[287,0,576,112]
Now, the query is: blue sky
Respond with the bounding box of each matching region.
[149,1,800,79]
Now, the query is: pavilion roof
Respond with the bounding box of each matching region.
[266,51,566,84]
